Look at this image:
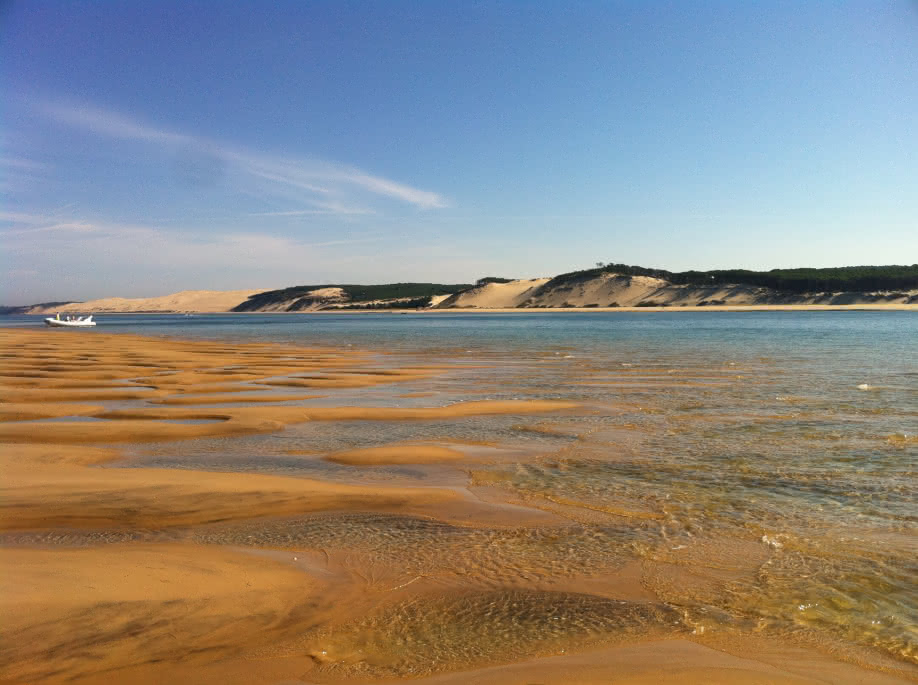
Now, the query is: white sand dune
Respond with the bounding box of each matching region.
[435,274,917,309]
[22,276,917,314]
[247,287,349,312]
[437,279,550,309]
[29,289,266,314]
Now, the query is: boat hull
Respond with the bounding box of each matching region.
[44,319,96,327]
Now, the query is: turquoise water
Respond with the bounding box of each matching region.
[5,311,917,671]
[7,310,917,357]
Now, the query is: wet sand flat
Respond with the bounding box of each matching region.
[0,445,493,530]
[325,443,466,465]
[397,639,914,685]
[0,544,325,683]
[1,327,915,684]
[0,398,578,444]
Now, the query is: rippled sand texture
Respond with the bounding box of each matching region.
[0,327,915,684]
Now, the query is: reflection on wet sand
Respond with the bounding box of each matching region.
[0,328,915,684]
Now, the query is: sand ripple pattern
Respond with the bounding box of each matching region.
[189,513,633,585]
[297,590,685,678]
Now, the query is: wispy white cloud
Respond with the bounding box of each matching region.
[0,156,51,194]
[0,156,49,171]
[0,208,95,236]
[3,221,96,237]
[324,169,447,209]
[2,212,387,268]
[249,210,336,217]
[35,99,450,212]
[0,210,49,224]
[39,102,189,145]
[249,204,375,217]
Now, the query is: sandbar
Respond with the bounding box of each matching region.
[325,443,466,465]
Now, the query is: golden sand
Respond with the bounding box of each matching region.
[0,450,475,530]
[0,544,323,683]
[382,640,913,685]
[0,330,577,535]
[151,392,325,404]
[326,443,466,465]
[0,401,103,421]
[0,398,577,444]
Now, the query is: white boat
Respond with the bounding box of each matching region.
[44,313,96,327]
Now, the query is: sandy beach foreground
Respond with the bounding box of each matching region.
[0,328,914,684]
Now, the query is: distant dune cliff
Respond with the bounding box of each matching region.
[436,265,918,309]
[23,290,267,315]
[6,265,916,313]
[436,273,918,309]
[231,283,471,312]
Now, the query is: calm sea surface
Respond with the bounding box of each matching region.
[5,311,917,672]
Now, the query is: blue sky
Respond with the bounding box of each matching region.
[2,1,916,302]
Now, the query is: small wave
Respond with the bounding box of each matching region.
[856,383,876,391]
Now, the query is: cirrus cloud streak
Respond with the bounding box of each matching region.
[36,100,449,213]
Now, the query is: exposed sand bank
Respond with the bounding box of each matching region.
[0,446,486,530]
[151,391,325,404]
[325,443,467,465]
[0,401,103,421]
[0,330,574,532]
[0,399,578,444]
